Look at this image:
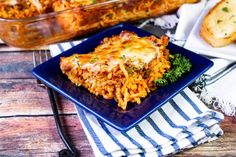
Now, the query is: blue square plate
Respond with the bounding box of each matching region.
[32,23,213,131]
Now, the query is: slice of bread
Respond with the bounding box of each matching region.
[200,0,236,47]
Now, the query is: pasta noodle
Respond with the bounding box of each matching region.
[60,31,171,110]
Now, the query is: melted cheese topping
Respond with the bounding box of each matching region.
[4,0,18,5]
[61,31,163,72]
[30,0,43,11]
[120,38,160,64]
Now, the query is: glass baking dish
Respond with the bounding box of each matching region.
[0,0,198,48]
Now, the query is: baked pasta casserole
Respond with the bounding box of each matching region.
[60,31,171,110]
[0,0,198,48]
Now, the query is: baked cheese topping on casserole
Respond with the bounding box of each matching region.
[60,31,171,110]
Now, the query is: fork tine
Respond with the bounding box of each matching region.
[34,50,47,87]
[33,50,51,67]
[33,51,37,68]
[39,50,43,64]
[45,49,49,61]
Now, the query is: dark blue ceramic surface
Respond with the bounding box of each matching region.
[32,23,213,131]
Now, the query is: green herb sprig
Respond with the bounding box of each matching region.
[154,53,192,86]
[222,7,229,12]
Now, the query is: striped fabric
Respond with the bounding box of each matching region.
[76,88,223,157]
[50,41,224,157]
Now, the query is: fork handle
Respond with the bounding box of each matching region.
[47,87,80,157]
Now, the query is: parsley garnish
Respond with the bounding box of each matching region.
[120,55,126,59]
[217,19,223,24]
[127,67,134,74]
[90,56,98,63]
[222,7,229,12]
[154,54,192,86]
[77,62,80,67]
[92,0,96,3]
[125,45,129,49]
[107,13,113,19]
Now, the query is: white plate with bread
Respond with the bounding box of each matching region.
[185,0,236,60]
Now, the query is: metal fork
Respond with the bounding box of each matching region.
[190,60,236,95]
[204,61,236,86]
[33,50,80,157]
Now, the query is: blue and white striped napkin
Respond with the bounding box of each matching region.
[49,41,224,157]
[76,88,223,157]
